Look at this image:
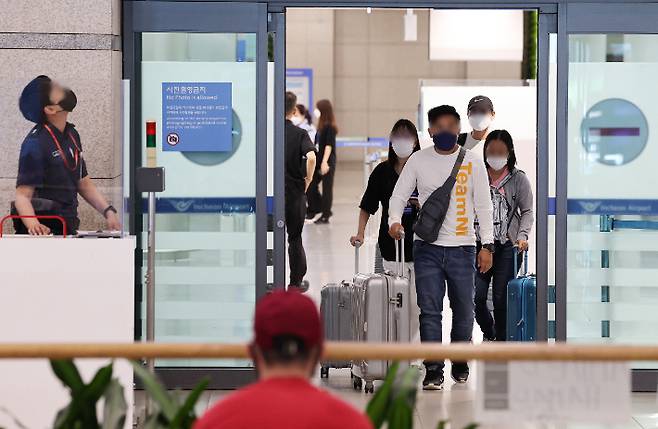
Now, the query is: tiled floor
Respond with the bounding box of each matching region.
[137,161,658,428]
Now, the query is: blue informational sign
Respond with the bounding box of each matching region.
[162,82,232,152]
[286,68,313,110]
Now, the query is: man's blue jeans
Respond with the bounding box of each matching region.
[414,240,477,371]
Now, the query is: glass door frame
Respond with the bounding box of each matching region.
[123,0,269,389]
[272,3,557,340]
[555,2,658,391]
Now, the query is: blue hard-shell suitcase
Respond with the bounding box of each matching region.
[506,250,536,341]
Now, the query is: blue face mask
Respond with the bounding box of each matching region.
[432,131,457,151]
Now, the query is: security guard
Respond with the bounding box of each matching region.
[14,75,121,235]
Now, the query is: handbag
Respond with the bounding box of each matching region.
[413,147,466,243]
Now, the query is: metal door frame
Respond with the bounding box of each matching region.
[554,1,658,392]
[123,0,268,389]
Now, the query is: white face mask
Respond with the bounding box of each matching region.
[314,108,321,119]
[469,114,492,132]
[291,115,304,126]
[391,139,415,159]
[487,156,508,171]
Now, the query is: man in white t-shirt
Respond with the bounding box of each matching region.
[459,95,495,151]
[389,105,494,390]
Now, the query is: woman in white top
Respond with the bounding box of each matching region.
[292,104,317,144]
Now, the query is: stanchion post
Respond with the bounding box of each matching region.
[137,121,166,374]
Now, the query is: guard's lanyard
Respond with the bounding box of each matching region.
[44,124,81,172]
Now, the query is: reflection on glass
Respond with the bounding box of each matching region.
[567,35,658,369]
[141,32,257,368]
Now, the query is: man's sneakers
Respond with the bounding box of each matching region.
[451,362,470,384]
[422,367,444,391]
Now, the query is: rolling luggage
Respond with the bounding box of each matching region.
[351,238,411,393]
[319,244,361,378]
[506,250,536,341]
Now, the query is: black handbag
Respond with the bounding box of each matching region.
[413,147,466,243]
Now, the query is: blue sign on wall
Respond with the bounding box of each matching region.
[286,68,313,110]
[162,82,233,152]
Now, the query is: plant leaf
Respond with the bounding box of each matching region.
[51,359,85,393]
[366,362,399,429]
[131,361,177,421]
[102,378,128,429]
[436,420,449,429]
[462,424,479,429]
[85,363,114,402]
[53,405,72,429]
[170,378,209,427]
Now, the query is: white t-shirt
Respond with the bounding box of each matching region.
[463,132,484,151]
[389,146,494,247]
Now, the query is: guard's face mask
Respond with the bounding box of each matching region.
[57,88,77,112]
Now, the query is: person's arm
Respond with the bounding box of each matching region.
[15,139,50,235]
[350,209,370,246]
[388,158,417,239]
[305,151,316,192]
[301,133,316,192]
[320,127,335,175]
[77,177,121,230]
[15,185,51,235]
[472,156,494,272]
[515,173,534,251]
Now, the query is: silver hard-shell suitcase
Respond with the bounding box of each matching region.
[320,283,355,377]
[319,243,361,378]
[351,238,411,393]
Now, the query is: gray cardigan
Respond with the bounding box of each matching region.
[502,169,534,242]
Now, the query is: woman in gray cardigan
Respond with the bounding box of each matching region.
[474,129,534,341]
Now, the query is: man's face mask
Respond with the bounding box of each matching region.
[49,86,77,113]
[468,113,492,132]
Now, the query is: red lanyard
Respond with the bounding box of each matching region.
[44,124,81,171]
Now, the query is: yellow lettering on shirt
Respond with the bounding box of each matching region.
[455,162,472,236]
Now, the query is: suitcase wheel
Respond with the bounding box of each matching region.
[320,366,329,379]
[353,377,363,391]
[364,381,375,394]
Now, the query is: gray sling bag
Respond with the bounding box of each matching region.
[413,147,466,243]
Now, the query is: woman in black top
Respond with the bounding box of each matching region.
[349,119,421,338]
[349,118,420,261]
[307,99,338,224]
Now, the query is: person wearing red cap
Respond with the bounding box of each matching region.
[193,290,373,429]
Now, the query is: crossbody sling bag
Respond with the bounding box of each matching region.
[414,147,466,243]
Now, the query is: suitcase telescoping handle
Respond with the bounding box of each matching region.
[354,240,361,275]
[513,245,529,277]
[394,231,406,278]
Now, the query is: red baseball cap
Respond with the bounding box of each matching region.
[253,290,323,351]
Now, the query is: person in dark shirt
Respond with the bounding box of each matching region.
[14,75,121,235]
[307,99,338,224]
[285,92,316,290]
[350,119,421,340]
[193,290,373,429]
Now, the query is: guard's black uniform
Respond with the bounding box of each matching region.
[15,122,88,235]
[285,119,316,286]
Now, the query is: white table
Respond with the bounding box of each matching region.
[0,236,135,429]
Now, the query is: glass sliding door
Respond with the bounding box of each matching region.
[124,1,268,388]
[560,2,658,391]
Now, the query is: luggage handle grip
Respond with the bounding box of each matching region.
[354,240,362,275]
[394,231,406,278]
[513,245,529,277]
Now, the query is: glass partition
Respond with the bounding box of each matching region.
[567,35,658,363]
[140,32,257,367]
